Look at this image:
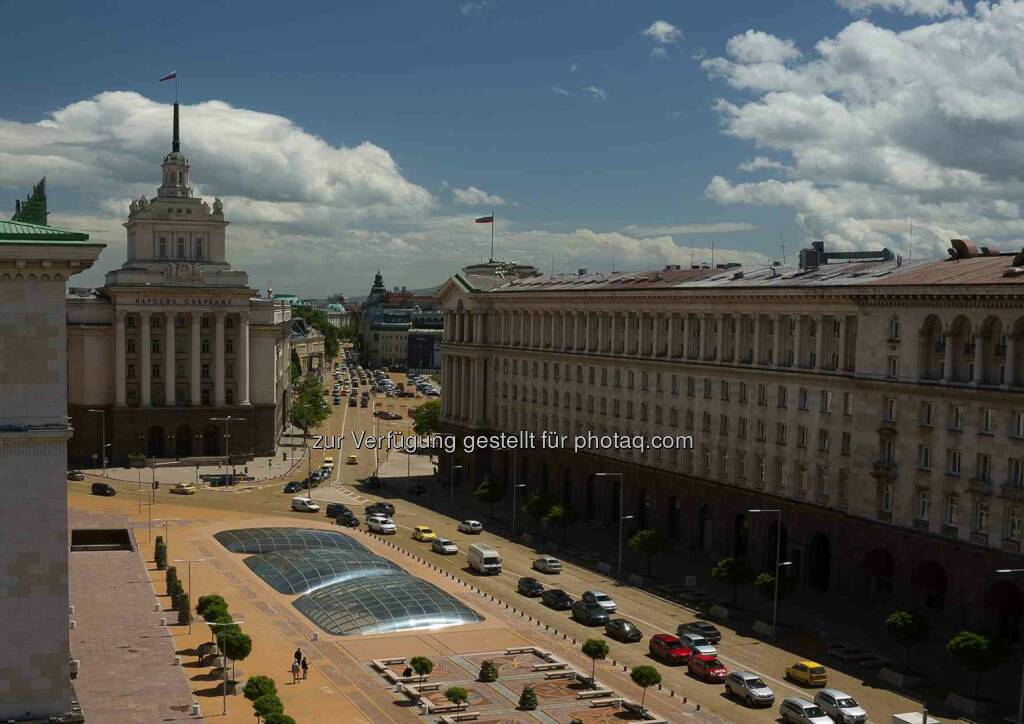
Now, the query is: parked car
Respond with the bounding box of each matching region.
[581,590,616,613]
[346,454,358,465]
[780,698,833,724]
[725,671,775,707]
[541,588,574,610]
[365,502,396,517]
[283,481,302,494]
[170,482,197,495]
[648,633,692,665]
[532,556,562,574]
[813,690,867,723]
[325,502,350,518]
[604,618,643,642]
[678,621,722,644]
[91,482,116,496]
[335,511,360,528]
[367,515,397,534]
[572,600,610,625]
[458,520,483,534]
[290,496,320,512]
[517,577,544,597]
[678,632,716,656]
[431,538,458,555]
[785,661,828,688]
[412,525,437,542]
[688,654,728,682]
[67,470,85,481]
[348,397,357,407]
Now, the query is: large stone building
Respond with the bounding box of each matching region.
[438,241,1024,636]
[1,180,103,721]
[358,269,443,369]
[66,103,292,466]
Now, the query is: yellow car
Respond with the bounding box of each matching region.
[785,660,828,687]
[170,482,197,495]
[322,456,335,469]
[412,526,437,542]
[346,454,359,465]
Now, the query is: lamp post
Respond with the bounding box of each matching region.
[750,509,786,636]
[87,409,107,476]
[996,568,1024,724]
[152,518,180,545]
[210,415,244,481]
[595,472,629,577]
[207,619,245,715]
[173,558,205,633]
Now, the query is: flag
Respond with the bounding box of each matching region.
[475,214,494,224]
[159,71,177,82]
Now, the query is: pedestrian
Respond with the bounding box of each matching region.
[402,666,413,679]
[291,659,301,684]
[301,656,309,680]
[294,647,302,665]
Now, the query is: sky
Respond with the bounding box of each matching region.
[1,0,1020,297]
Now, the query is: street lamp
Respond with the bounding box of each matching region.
[207,619,245,715]
[750,509,784,636]
[152,518,180,545]
[996,568,1024,724]
[173,558,205,633]
[87,409,108,476]
[210,415,245,481]
[595,473,629,578]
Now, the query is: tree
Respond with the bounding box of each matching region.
[292,306,340,360]
[221,629,253,682]
[581,639,609,687]
[409,655,434,684]
[170,579,185,610]
[522,489,556,533]
[263,715,296,724]
[165,566,178,597]
[289,349,302,383]
[473,474,506,519]
[252,693,284,721]
[710,557,754,605]
[628,528,667,576]
[177,592,190,626]
[445,686,469,710]
[243,675,277,702]
[288,376,331,439]
[518,685,538,711]
[196,594,227,618]
[946,631,1006,699]
[478,659,499,682]
[544,504,582,544]
[412,399,441,436]
[630,665,662,715]
[203,602,230,624]
[885,611,930,672]
[154,538,167,570]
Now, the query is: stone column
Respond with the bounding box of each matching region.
[942,327,955,382]
[164,311,175,405]
[816,316,829,370]
[681,314,690,358]
[596,312,605,354]
[652,313,662,357]
[772,314,783,369]
[474,358,486,423]
[972,329,985,385]
[667,313,676,359]
[699,314,708,361]
[623,314,633,356]
[718,314,727,362]
[190,312,202,405]
[114,311,126,407]
[754,315,764,366]
[793,315,803,368]
[477,311,485,345]
[837,316,849,372]
[1006,327,1018,387]
[214,312,226,407]
[140,312,151,407]
[462,357,472,420]
[238,312,251,405]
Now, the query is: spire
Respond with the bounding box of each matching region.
[172,102,180,153]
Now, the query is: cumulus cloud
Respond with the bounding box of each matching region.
[582,85,607,100]
[651,47,670,60]
[643,19,682,44]
[452,185,508,206]
[701,2,1024,257]
[836,0,966,17]
[738,156,790,173]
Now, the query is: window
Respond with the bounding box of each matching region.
[888,316,901,340]
[916,489,931,521]
[671,375,679,395]
[127,339,136,354]
[757,456,766,485]
[981,408,995,434]
[975,453,992,482]
[201,315,210,329]
[838,469,849,503]
[778,386,788,408]
[776,423,788,445]
[756,419,766,441]
[887,356,899,378]
[152,338,160,354]
[721,380,729,400]
[126,315,136,328]
[127,363,136,379]
[625,400,632,418]
[670,408,679,427]
[737,417,747,439]
[917,444,932,470]
[719,415,729,435]
[202,389,211,405]
[946,448,961,475]
[736,453,746,480]
[175,337,185,354]
[816,468,829,498]
[175,363,185,379]
[226,339,234,354]
[1008,506,1024,541]
[975,501,990,532]
[881,483,894,513]
[152,363,160,380]
[226,388,234,404]
[945,494,960,526]
[195,237,203,259]
[739,382,748,403]
[703,378,712,399]
[202,364,210,380]
[201,339,210,354]
[159,237,167,258]
[798,388,809,410]
[758,384,767,406]
[920,401,934,427]
[843,392,853,416]
[639,402,647,421]
[797,425,808,448]
[702,412,712,432]
[226,317,235,329]
[820,391,833,413]
[687,376,695,396]
[841,431,851,455]
[1009,458,1024,488]
[950,405,964,431]
[612,400,620,417]
[884,398,896,422]
[176,238,185,259]
[880,438,896,464]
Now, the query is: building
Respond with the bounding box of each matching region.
[1,180,103,721]
[438,242,1024,636]
[66,102,292,466]
[358,269,443,369]
[289,317,325,380]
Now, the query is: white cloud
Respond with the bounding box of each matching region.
[701,2,1024,257]
[651,47,670,60]
[452,185,508,206]
[582,85,607,101]
[549,86,573,97]
[459,1,491,15]
[643,19,682,45]
[725,30,801,64]
[836,0,966,17]
[621,221,758,236]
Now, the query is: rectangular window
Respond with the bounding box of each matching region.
[1009,458,1024,487]
[916,490,931,521]
[739,382,748,403]
[1010,507,1024,541]
[127,339,136,354]
[798,387,808,410]
[818,429,831,452]
[202,364,210,380]
[881,483,894,513]
[981,408,995,434]
[626,400,633,418]
[820,390,833,413]
[152,363,160,380]
[671,375,679,395]
[778,385,788,408]
[613,400,620,417]
[704,378,712,399]
[756,419,766,441]
[127,363,136,379]
[950,405,964,431]
[151,338,160,354]
[945,495,960,526]
[887,356,898,378]
[159,237,167,258]
[920,401,934,427]
[797,425,808,448]
[841,431,851,455]
[976,453,992,482]
[758,384,767,406]
[915,444,931,469]
[702,412,712,432]
[686,409,694,429]
[1013,411,1024,438]
[946,448,961,475]
[884,398,896,422]
[719,415,729,435]
[687,376,695,396]
[776,423,788,445]
[843,392,854,416]
[975,501,990,532]
[737,417,747,439]
[881,439,896,464]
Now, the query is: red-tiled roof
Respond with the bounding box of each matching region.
[868,255,1024,286]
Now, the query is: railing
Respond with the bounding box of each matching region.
[970,531,989,546]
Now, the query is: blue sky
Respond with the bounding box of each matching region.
[1,0,1015,295]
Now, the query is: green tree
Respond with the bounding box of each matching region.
[263,715,296,724]
[478,659,499,682]
[196,594,227,618]
[946,631,1006,699]
[885,611,930,672]
[710,557,754,605]
[628,528,667,576]
[518,685,538,711]
[165,566,178,597]
[289,376,332,439]
[243,675,277,702]
[409,655,434,684]
[154,538,167,570]
[170,579,185,610]
[221,629,253,682]
[412,399,441,436]
[544,503,581,544]
[177,592,190,626]
[445,686,470,709]
[581,639,610,688]
[522,489,556,533]
[289,349,302,383]
[202,602,230,624]
[252,693,283,721]
[473,474,506,519]
[630,665,662,715]
[292,306,340,360]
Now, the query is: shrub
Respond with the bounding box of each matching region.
[252,693,283,720]
[177,593,190,626]
[518,685,538,710]
[170,579,185,609]
[263,715,296,724]
[946,631,1006,699]
[154,539,167,570]
[478,659,498,682]
[410,655,434,683]
[445,686,469,709]
[196,594,227,617]
[710,557,754,605]
[202,602,230,623]
[243,675,277,702]
[221,630,253,682]
[165,566,178,597]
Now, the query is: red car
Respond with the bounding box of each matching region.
[648,633,693,665]
[688,653,728,682]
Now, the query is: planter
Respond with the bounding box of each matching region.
[878,668,927,689]
[944,693,996,716]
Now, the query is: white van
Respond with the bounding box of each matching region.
[467,543,502,575]
[291,496,320,513]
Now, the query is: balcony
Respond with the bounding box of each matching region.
[941,524,959,539]
[913,519,930,532]
[970,531,989,546]
[872,460,898,479]
[1002,538,1021,553]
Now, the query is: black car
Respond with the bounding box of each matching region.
[67,470,85,481]
[517,577,544,597]
[365,501,395,517]
[90,482,116,496]
[283,481,302,493]
[349,397,357,407]
[325,502,350,518]
[572,601,610,626]
[541,589,574,610]
[677,621,723,644]
[335,511,360,528]
[605,618,643,643]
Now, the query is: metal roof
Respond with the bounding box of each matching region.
[244,548,402,595]
[0,219,95,244]
[213,527,368,555]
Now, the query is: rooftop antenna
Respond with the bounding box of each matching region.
[690,238,694,267]
[779,230,786,266]
[611,243,616,273]
[711,239,715,268]
[909,219,914,261]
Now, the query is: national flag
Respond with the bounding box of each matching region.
[159,71,177,82]
[475,214,494,224]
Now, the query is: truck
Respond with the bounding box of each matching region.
[467,543,502,575]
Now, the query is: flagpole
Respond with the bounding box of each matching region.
[490,209,495,262]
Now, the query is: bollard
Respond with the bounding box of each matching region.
[658,683,662,690]
[670,690,674,697]
[174,655,181,665]
[160,617,167,626]
[191,702,200,716]
[683,697,687,704]
[696,704,701,711]
[153,602,160,612]
[69,605,75,615]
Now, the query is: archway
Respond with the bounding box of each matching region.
[734,513,750,559]
[984,580,1024,643]
[863,548,895,596]
[698,505,713,552]
[764,522,789,571]
[808,533,831,591]
[146,425,165,458]
[202,424,220,456]
[175,424,192,458]
[668,497,680,539]
[917,315,943,380]
[911,560,947,611]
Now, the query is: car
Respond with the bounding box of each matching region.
[604,618,643,642]
[90,482,116,496]
[677,621,722,644]
[283,481,303,493]
[572,600,610,625]
[581,590,616,613]
[813,690,867,724]
[458,520,483,534]
[291,496,320,513]
[786,661,828,688]
[532,556,562,574]
[322,456,335,469]
[335,511,360,528]
[431,538,458,555]
[67,470,85,481]
[325,502,350,518]
[365,501,396,517]
[346,454,358,465]
[780,698,833,724]
[541,588,574,610]
[349,397,357,407]
[678,632,716,656]
[333,398,341,405]
[170,482,197,495]
[648,633,692,665]
[412,525,437,542]
[725,671,775,707]
[367,515,397,534]
[360,399,368,408]
[688,653,728,682]
[517,577,544,597]
[309,470,325,483]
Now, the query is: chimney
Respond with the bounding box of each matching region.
[578,268,588,276]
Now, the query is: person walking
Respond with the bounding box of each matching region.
[294,647,302,665]
[301,656,309,680]
[291,659,301,684]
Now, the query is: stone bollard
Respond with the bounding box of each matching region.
[153,602,160,612]
[191,702,200,716]
[174,655,181,665]
[69,605,75,615]
[160,617,167,626]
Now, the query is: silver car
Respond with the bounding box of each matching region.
[431,538,458,555]
[781,698,832,724]
[679,632,716,656]
[532,556,562,574]
[581,590,616,612]
[724,671,775,707]
[814,690,867,724]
